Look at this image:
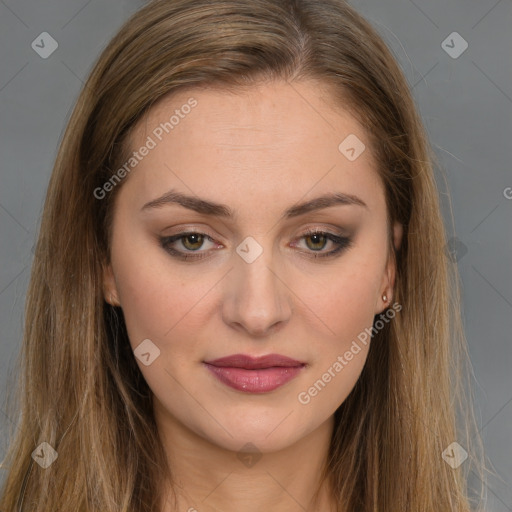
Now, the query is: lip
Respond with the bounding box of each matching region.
[203,353,306,393]
[205,353,305,369]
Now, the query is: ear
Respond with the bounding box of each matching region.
[102,259,120,307]
[376,222,403,314]
[392,221,403,252]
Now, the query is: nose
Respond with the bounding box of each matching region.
[222,246,292,337]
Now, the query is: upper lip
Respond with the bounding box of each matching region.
[204,353,305,369]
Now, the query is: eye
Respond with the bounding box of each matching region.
[292,229,353,258]
[159,229,353,261]
[160,232,218,260]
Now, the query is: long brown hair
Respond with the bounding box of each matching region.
[0,0,486,510]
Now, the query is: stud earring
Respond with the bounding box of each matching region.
[382,294,388,302]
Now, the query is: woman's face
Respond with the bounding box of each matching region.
[103,80,401,453]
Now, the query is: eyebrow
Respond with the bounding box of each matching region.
[141,189,368,219]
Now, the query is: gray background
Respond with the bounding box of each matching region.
[0,0,510,509]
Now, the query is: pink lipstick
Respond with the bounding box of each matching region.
[203,353,306,393]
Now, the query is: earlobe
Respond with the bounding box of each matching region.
[378,222,403,314]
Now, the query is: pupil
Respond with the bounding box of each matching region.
[308,233,326,250]
[184,234,202,250]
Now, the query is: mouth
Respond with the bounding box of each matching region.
[203,353,306,393]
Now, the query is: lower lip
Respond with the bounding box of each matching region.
[204,363,305,393]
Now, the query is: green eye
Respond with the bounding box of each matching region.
[180,233,206,251]
[304,232,328,251]
[160,232,216,261]
[160,230,352,261]
[296,230,352,258]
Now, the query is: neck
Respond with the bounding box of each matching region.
[154,402,337,512]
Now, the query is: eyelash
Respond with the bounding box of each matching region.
[159,229,353,261]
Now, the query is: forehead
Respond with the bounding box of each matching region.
[134,80,362,147]
[120,80,385,217]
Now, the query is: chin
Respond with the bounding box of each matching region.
[195,413,314,454]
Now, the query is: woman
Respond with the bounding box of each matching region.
[0,0,486,510]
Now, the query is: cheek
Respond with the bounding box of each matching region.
[306,257,382,344]
[296,295,374,417]
[112,226,384,351]
[298,251,383,398]
[110,233,210,351]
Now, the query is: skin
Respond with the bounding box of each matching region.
[103,79,403,512]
